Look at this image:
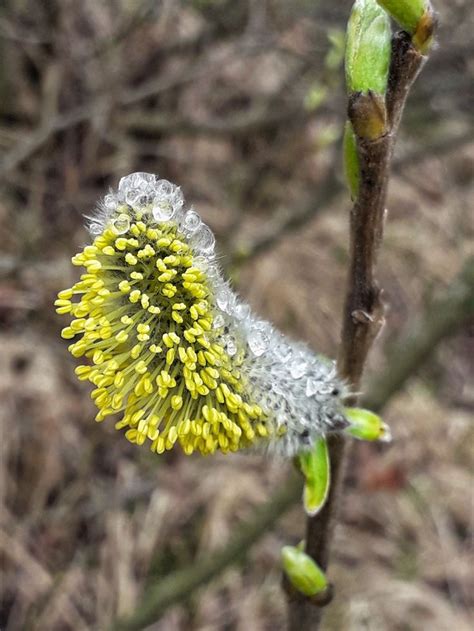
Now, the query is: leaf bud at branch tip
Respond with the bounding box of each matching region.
[345,0,392,96]
[376,0,436,54]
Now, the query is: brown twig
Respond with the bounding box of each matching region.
[286,31,430,629]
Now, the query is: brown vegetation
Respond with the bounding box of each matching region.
[1,1,473,629]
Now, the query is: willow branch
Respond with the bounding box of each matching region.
[286,31,429,629]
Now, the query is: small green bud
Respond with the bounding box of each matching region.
[344,407,391,442]
[345,0,392,95]
[376,0,425,34]
[299,437,330,516]
[376,1,435,53]
[343,121,360,200]
[281,546,328,597]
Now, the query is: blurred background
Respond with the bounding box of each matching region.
[0,1,473,629]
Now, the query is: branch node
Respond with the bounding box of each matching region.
[351,309,374,324]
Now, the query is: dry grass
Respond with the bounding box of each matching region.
[1,1,473,629]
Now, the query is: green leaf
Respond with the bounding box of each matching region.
[376,0,426,34]
[299,437,330,516]
[281,546,328,597]
[345,0,392,95]
[343,121,360,200]
[344,407,392,441]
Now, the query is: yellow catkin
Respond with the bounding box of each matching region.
[57,216,270,455]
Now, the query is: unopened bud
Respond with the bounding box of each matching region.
[345,0,391,95]
[348,91,387,140]
[281,546,328,597]
[376,1,435,53]
[298,437,330,516]
[344,407,391,442]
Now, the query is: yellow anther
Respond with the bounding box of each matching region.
[115,330,128,343]
[197,336,210,349]
[162,333,173,348]
[157,237,172,247]
[187,348,197,363]
[158,270,176,283]
[119,280,131,293]
[171,240,189,254]
[146,228,159,239]
[169,332,180,345]
[184,330,196,343]
[58,289,74,300]
[125,253,138,266]
[75,365,91,379]
[83,245,98,257]
[131,344,142,359]
[102,246,115,256]
[129,290,141,303]
[115,237,127,250]
[178,419,191,435]
[198,318,211,331]
[171,395,183,410]
[164,255,179,266]
[191,421,202,436]
[162,283,177,298]
[71,254,85,266]
[56,303,72,314]
[114,372,125,388]
[85,260,102,272]
[92,350,105,364]
[61,327,75,339]
[172,302,186,311]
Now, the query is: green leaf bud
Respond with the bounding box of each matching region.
[344,407,391,442]
[376,1,435,53]
[298,437,330,516]
[376,0,424,34]
[281,546,328,597]
[345,0,392,95]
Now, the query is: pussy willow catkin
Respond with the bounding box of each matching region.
[56,173,349,457]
